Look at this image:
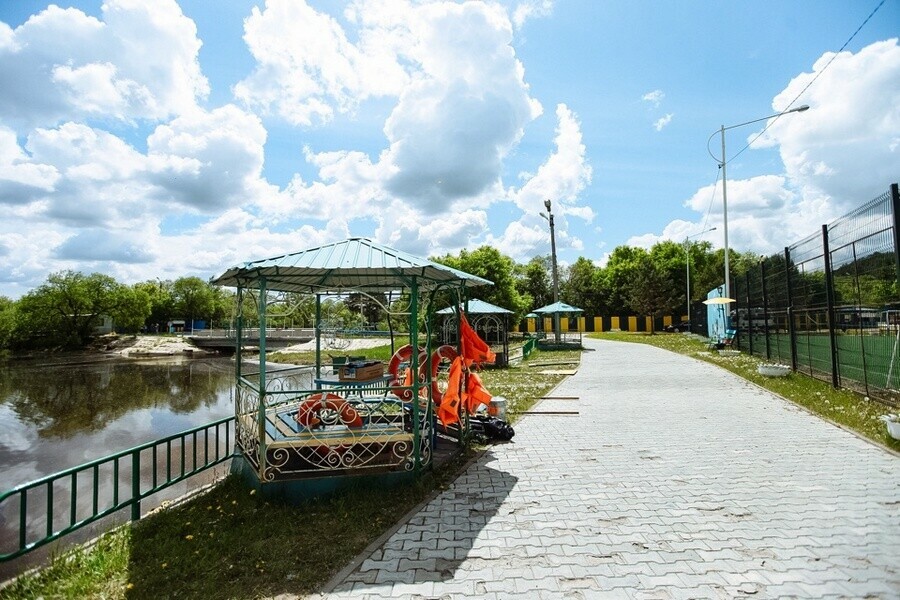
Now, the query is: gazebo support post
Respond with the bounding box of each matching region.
[256,277,268,480]
[409,278,421,472]
[314,294,322,383]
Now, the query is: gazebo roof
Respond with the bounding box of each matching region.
[436,299,513,315]
[211,237,493,293]
[533,301,583,314]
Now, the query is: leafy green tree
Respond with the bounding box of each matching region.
[624,258,677,334]
[114,286,151,333]
[209,286,234,329]
[14,271,150,348]
[432,246,530,318]
[171,277,217,330]
[0,296,15,350]
[686,241,721,305]
[600,245,650,313]
[135,279,174,333]
[561,257,602,315]
[514,256,552,310]
[344,292,387,328]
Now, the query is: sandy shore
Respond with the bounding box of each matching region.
[104,334,209,357]
[103,335,391,358]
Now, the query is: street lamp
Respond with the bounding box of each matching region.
[710,104,809,299]
[540,199,561,344]
[685,227,716,329]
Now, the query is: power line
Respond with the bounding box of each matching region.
[727,0,887,165]
[701,168,721,236]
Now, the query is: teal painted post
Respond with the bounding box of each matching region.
[410,279,420,471]
[315,295,322,383]
[257,278,268,480]
[235,287,243,381]
[131,451,141,521]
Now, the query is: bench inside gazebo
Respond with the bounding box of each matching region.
[212,237,492,500]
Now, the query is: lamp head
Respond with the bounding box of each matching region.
[795,104,810,113]
[544,199,551,211]
[540,212,549,222]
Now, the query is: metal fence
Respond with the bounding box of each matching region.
[733,183,900,405]
[0,417,234,563]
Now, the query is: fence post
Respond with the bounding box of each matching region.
[745,270,753,356]
[822,224,840,388]
[760,258,771,360]
[785,246,798,371]
[131,450,141,521]
[891,183,900,285]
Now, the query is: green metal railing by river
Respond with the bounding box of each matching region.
[0,417,234,562]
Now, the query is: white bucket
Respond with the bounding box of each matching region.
[489,396,507,420]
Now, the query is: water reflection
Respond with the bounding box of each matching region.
[0,356,241,578]
[0,356,236,489]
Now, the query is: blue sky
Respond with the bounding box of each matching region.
[0,0,898,298]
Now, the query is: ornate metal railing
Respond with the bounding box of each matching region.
[0,417,234,562]
[235,362,433,482]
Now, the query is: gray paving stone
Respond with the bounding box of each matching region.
[319,339,900,599]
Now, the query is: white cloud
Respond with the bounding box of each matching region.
[510,104,592,219]
[0,1,593,298]
[642,89,664,107]
[147,105,272,212]
[235,0,411,126]
[381,1,542,213]
[757,38,900,212]
[651,39,900,259]
[0,104,277,293]
[653,113,673,131]
[0,0,207,130]
[511,0,554,28]
[0,125,59,203]
[270,0,560,244]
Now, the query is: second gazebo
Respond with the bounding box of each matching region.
[437,299,513,367]
[533,301,583,349]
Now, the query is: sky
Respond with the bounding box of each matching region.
[0,0,898,299]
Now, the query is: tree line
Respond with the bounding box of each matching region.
[2,240,894,351]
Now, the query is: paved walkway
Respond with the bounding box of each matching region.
[318,338,900,599]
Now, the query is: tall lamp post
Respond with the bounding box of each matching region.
[540,199,561,344]
[710,104,809,300]
[685,226,716,329]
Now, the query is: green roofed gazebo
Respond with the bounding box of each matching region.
[533,301,584,348]
[212,237,491,498]
[437,299,513,367]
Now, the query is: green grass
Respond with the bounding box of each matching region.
[0,347,572,599]
[593,331,900,453]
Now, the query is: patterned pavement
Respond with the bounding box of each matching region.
[310,337,900,599]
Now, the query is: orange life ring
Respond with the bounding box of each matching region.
[420,344,459,402]
[295,393,363,429]
[387,344,428,401]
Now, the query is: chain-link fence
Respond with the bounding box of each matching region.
[733,183,900,406]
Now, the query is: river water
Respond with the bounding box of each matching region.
[0,354,237,579]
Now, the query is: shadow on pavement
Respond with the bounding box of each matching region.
[332,452,518,591]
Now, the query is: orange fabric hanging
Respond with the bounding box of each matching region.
[438,356,464,426]
[465,371,492,413]
[459,311,496,365]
